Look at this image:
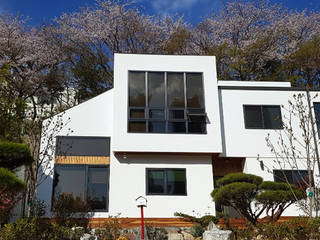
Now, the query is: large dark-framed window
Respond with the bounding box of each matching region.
[273,169,313,191]
[243,105,282,129]
[146,168,187,195]
[128,71,207,134]
[52,164,110,212]
[314,102,320,138]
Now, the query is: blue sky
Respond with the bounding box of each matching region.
[0,0,320,26]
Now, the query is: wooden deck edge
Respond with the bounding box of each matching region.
[41,216,306,229]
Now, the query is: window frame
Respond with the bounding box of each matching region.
[313,102,320,139]
[145,168,187,196]
[52,164,110,212]
[243,104,283,129]
[273,169,314,190]
[127,71,207,134]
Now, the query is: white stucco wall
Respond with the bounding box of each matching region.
[106,153,215,218]
[112,54,222,153]
[219,88,320,158]
[37,89,114,213]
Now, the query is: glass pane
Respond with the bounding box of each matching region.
[243,105,263,128]
[274,170,291,182]
[169,110,185,119]
[148,170,165,194]
[188,109,206,122]
[148,72,165,107]
[168,122,186,133]
[148,121,166,133]
[292,171,310,190]
[186,73,204,108]
[53,165,86,201]
[314,102,320,138]
[263,106,282,129]
[166,169,186,195]
[129,71,146,107]
[188,122,206,133]
[88,167,109,211]
[129,121,146,132]
[149,110,165,119]
[130,109,145,119]
[167,73,185,107]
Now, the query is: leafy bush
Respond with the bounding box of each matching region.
[174,212,218,227]
[95,216,122,240]
[0,167,25,225]
[235,217,320,240]
[190,224,205,237]
[216,172,263,187]
[29,198,47,218]
[0,217,86,240]
[0,141,33,170]
[145,225,168,240]
[51,193,90,225]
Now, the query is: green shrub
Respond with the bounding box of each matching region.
[216,172,263,187]
[0,167,25,225]
[95,215,122,240]
[145,225,168,240]
[0,217,86,240]
[235,217,320,240]
[174,212,218,227]
[0,167,24,190]
[52,193,90,225]
[0,141,33,170]
[29,198,47,218]
[190,224,205,237]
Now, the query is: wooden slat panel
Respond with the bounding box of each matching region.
[55,156,110,165]
[213,157,244,176]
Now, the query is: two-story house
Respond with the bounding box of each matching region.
[37,54,320,221]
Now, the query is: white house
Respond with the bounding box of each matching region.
[37,54,320,220]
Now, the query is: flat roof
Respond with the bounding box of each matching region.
[218,80,291,88]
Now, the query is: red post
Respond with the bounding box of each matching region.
[140,206,144,240]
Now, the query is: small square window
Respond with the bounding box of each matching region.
[243,105,282,129]
[146,168,186,195]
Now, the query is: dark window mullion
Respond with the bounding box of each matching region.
[145,72,149,133]
[85,165,88,205]
[164,169,168,194]
[165,72,168,133]
[261,106,265,129]
[184,72,188,133]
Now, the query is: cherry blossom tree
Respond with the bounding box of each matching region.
[48,0,189,101]
[191,0,320,83]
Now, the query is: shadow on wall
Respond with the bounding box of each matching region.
[114,152,214,165]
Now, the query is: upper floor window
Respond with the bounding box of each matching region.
[128,71,206,134]
[314,102,320,138]
[243,105,282,129]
